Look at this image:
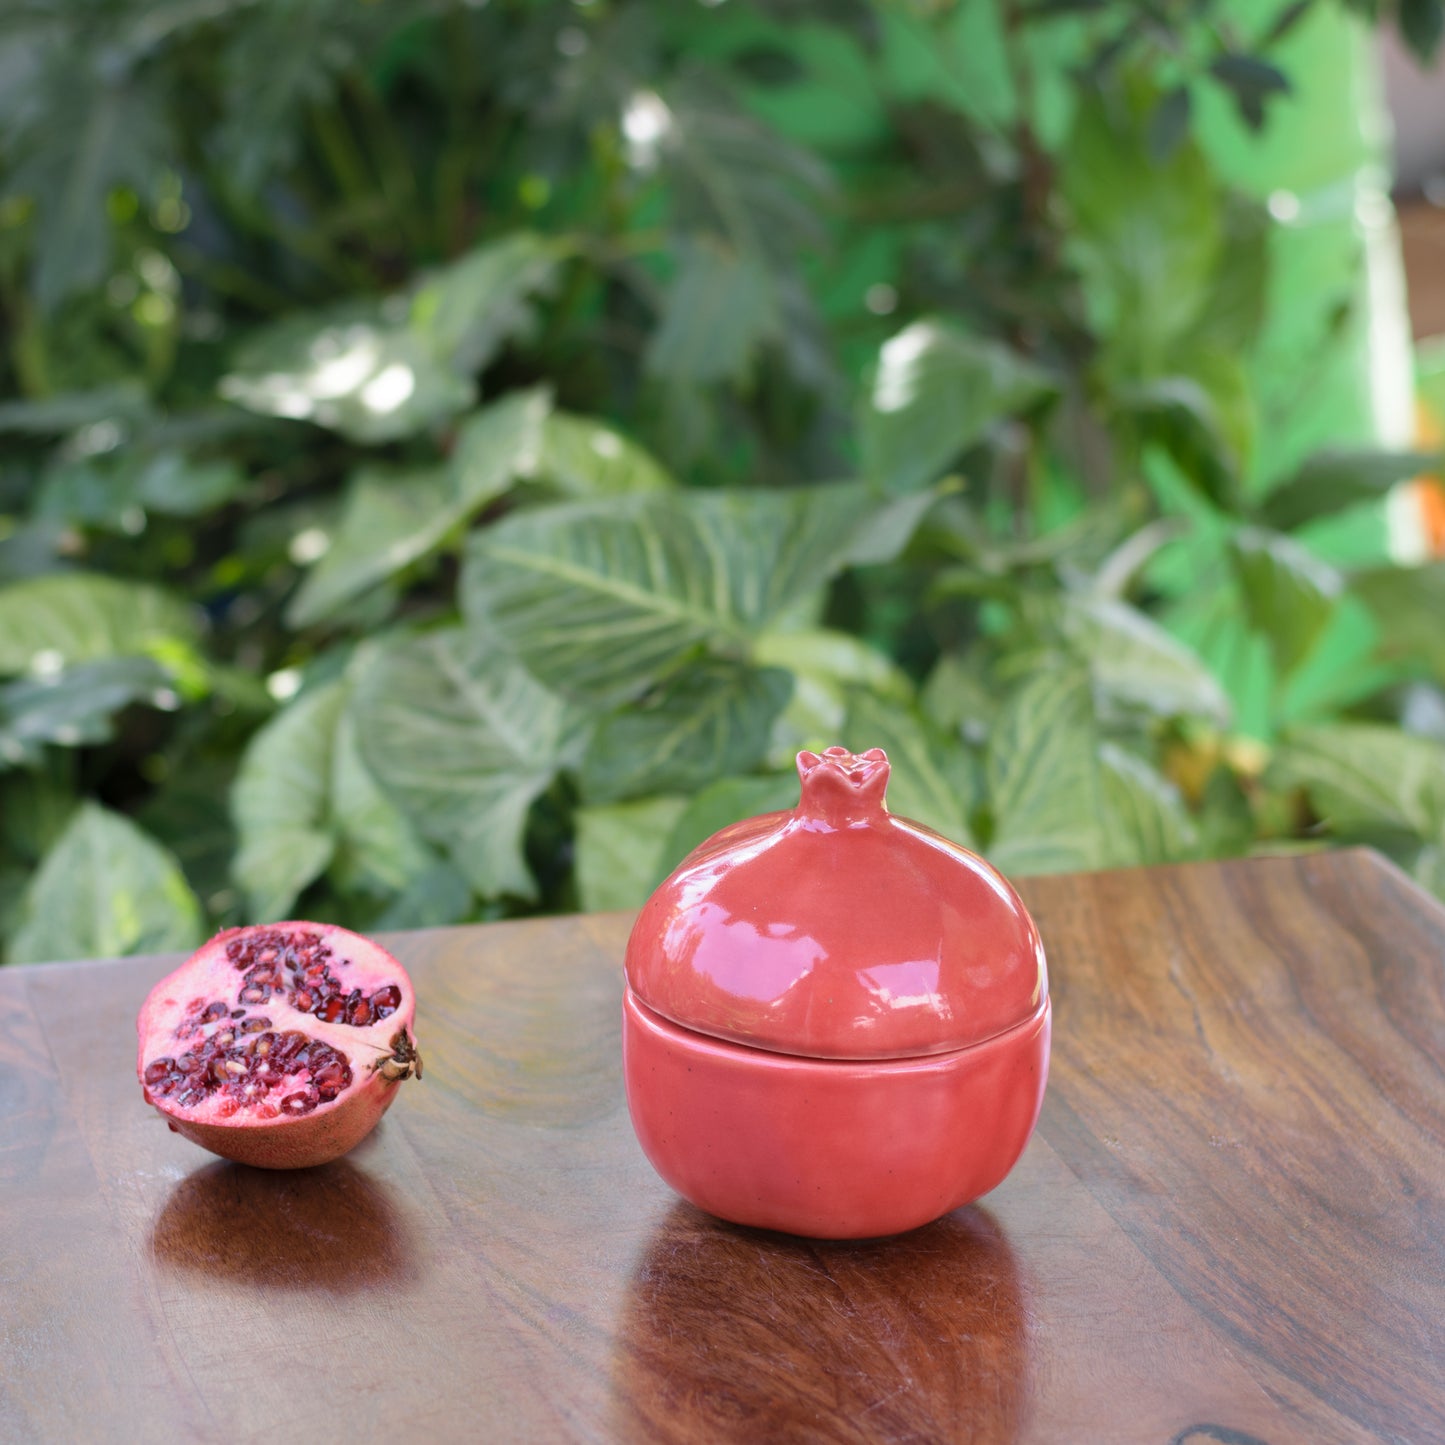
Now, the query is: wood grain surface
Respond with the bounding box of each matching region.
[2,849,1442,1444]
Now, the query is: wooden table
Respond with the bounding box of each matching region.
[3,850,1443,1443]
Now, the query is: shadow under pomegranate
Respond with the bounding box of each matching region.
[149,1156,417,1293]
[609,1202,1030,1442]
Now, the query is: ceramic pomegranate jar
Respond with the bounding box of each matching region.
[622,745,1050,1239]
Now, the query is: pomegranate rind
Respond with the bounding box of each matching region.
[136,921,420,1170]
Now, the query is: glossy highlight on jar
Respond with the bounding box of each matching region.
[622,746,1051,1239]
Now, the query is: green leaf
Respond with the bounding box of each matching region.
[220,303,473,444]
[1208,53,1291,131]
[1098,742,1198,867]
[411,232,568,375]
[135,453,247,516]
[28,439,251,536]
[1230,527,1342,677]
[755,628,908,766]
[1021,0,1108,13]
[1258,450,1441,533]
[449,386,551,504]
[1263,0,1316,46]
[216,0,361,189]
[574,796,687,913]
[1413,841,1445,902]
[231,683,344,920]
[462,482,890,705]
[0,657,170,767]
[842,689,976,846]
[581,661,791,804]
[1115,371,1244,510]
[861,320,1053,495]
[1061,85,1220,372]
[838,488,944,567]
[922,651,1001,743]
[231,667,434,917]
[533,412,675,496]
[1183,197,1269,357]
[352,629,585,900]
[1352,562,1445,676]
[34,458,144,532]
[286,387,549,626]
[136,759,238,915]
[223,235,561,442]
[656,80,831,259]
[1399,0,1445,62]
[0,865,28,942]
[1270,724,1445,840]
[1061,596,1231,724]
[0,764,78,865]
[985,667,1107,876]
[1147,85,1192,164]
[645,238,779,386]
[660,773,800,872]
[10,56,169,308]
[8,803,203,964]
[373,861,476,931]
[0,573,196,676]
[286,466,454,628]
[0,383,149,435]
[329,705,433,898]
[754,628,910,697]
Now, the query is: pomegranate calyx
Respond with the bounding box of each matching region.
[376,1030,423,1083]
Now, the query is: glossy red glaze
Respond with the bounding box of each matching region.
[626,747,1047,1059]
[623,992,1051,1238]
[622,746,1053,1238]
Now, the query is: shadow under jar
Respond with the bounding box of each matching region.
[622,746,1051,1239]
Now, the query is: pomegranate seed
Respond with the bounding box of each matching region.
[280,1089,319,1115]
[371,985,401,1019]
[176,1052,196,1071]
[349,999,373,1027]
[317,997,346,1023]
[230,1008,245,1018]
[144,1058,173,1083]
[202,1001,229,1023]
[238,985,267,1004]
[313,1066,348,1100]
[294,990,314,1013]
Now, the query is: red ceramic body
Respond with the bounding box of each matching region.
[622,746,1051,1239]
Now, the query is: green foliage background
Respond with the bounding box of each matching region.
[3,0,1445,963]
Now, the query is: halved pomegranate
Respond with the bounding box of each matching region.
[137,922,422,1169]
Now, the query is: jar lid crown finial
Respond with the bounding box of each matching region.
[796,746,890,823]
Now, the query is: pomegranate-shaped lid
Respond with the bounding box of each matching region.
[624,746,1047,1061]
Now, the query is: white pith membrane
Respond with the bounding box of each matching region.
[139,925,415,1127]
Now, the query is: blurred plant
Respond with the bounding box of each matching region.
[1,0,1443,962]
